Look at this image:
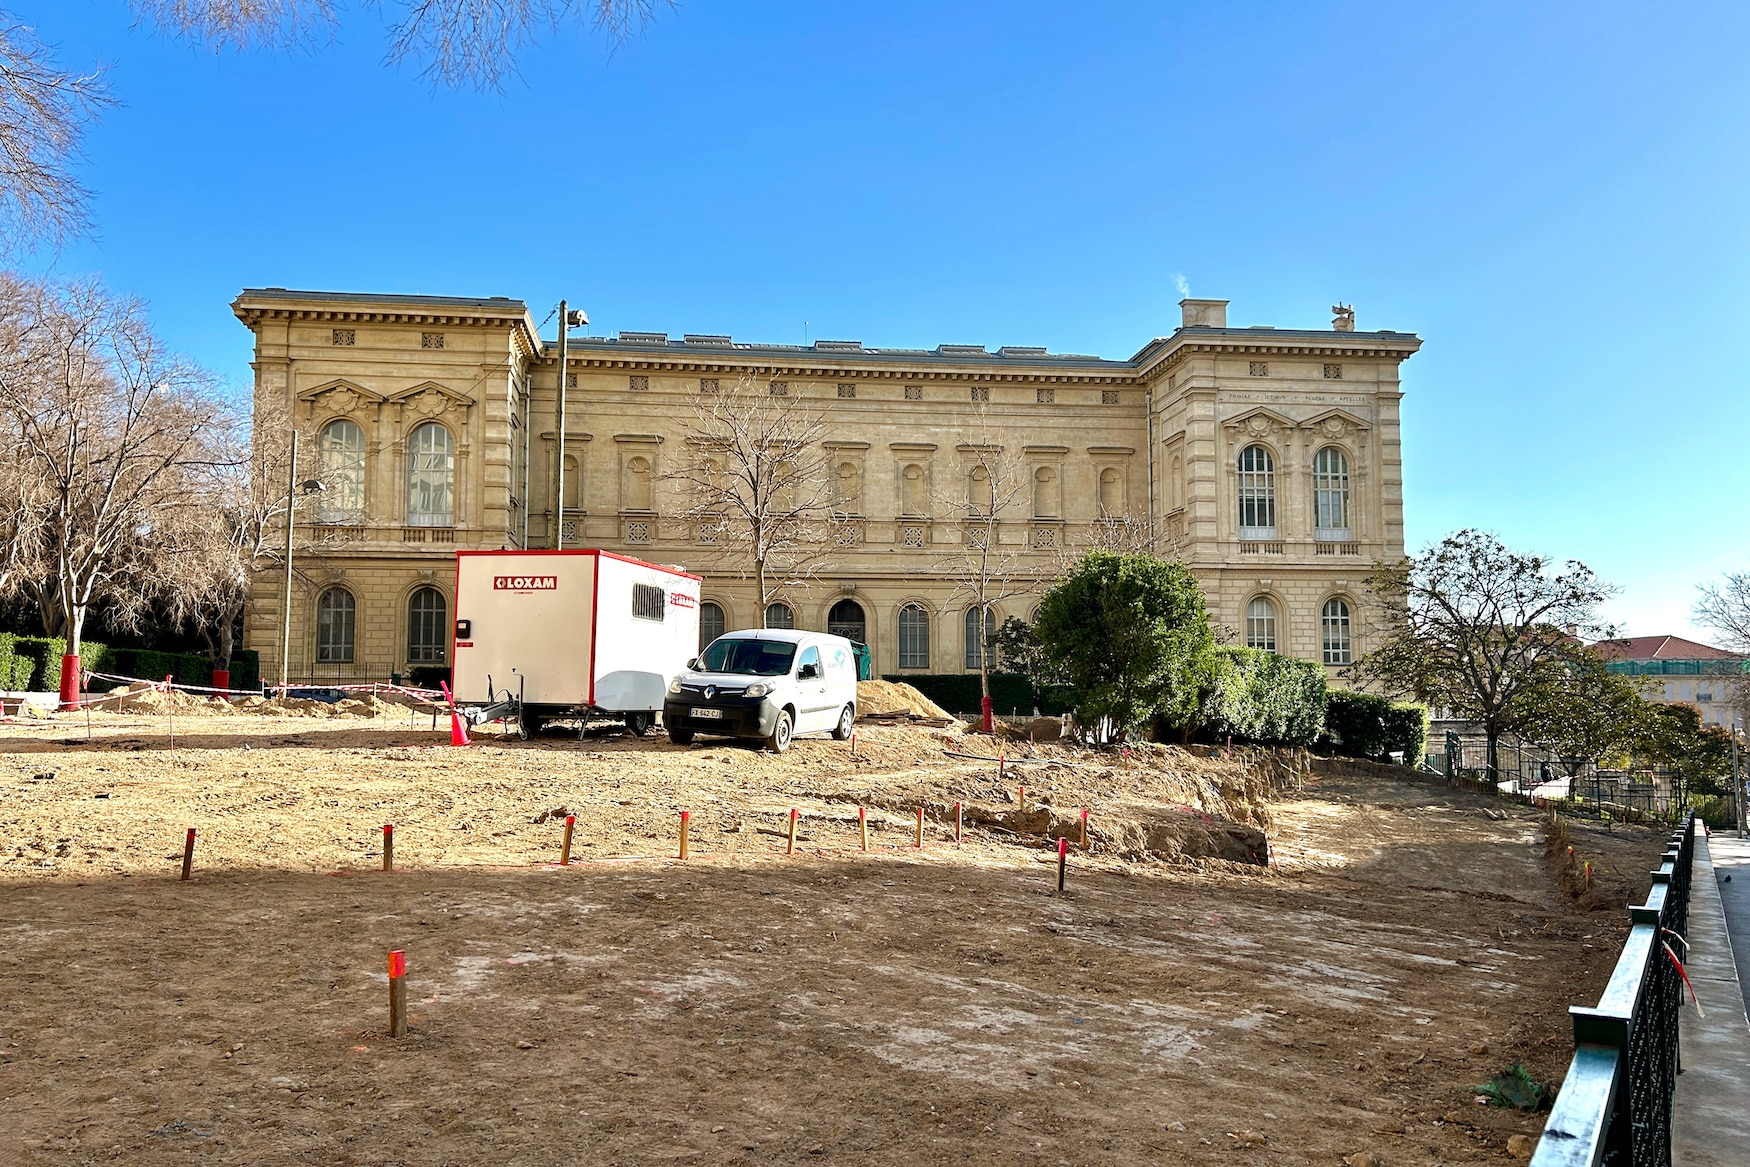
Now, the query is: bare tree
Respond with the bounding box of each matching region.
[666,375,837,627]
[930,414,1037,724]
[162,394,294,681]
[0,273,227,677]
[0,17,112,251]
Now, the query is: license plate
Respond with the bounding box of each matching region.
[692,707,723,720]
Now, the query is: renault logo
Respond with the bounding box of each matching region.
[704,685,716,700]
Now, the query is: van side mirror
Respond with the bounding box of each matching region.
[799,663,819,680]
[686,658,700,671]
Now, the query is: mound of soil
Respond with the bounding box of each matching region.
[855,680,955,721]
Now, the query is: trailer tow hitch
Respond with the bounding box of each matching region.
[465,674,528,740]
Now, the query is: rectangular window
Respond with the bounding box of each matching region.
[629,376,649,391]
[837,383,856,398]
[332,329,355,346]
[1036,388,1055,403]
[1322,364,1343,379]
[421,333,445,349]
[970,386,989,402]
[904,385,922,400]
[1102,390,1120,404]
[632,583,666,621]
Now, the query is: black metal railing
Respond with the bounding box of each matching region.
[1530,814,1696,1167]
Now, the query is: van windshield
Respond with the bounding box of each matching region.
[700,638,797,677]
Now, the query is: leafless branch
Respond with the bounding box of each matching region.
[381,0,670,89]
[0,18,112,252]
[129,0,335,50]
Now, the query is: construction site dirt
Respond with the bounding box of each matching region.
[0,704,1667,1165]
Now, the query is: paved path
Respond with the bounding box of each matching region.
[1671,830,1750,1167]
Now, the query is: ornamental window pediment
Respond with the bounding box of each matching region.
[1298,408,1372,439]
[387,381,476,418]
[1221,407,1295,438]
[298,378,386,417]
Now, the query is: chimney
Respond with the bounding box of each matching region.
[1179,298,1228,328]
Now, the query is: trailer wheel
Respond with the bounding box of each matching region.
[514,713,531,742]
[625,711,654,737]
[831,704,855,741]
[766,709,794,753]
[668,726,694,745]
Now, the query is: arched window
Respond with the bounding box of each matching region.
[827,599,866,643]
[406,423,454,527]
[967,466,993,516]
[1245,597,1277,652]
[407,586,448,664]
[698,601,725,651]
[625,456,653,512]
[764,602,794,630]
[1313,446,1351,538]
[562,453,581,511]
[834,462,861,514]
[898,604,930,669]
[1099,467,1124,516]
[1322,598,1353,665]
[317,419,366,524]
[1237,444,1275,538]
[901,463,926,516]
[963,606,997,670]
[316,587,356,664]
[1033,466,1059,518]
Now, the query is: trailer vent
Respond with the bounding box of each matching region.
[633,583,666,622]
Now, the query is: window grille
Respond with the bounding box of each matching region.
[1245,597,1277,652]
[769,381,790,396]
[625,520,651,543]
[332,329,355,346]
[629,376,649,391]
[699,378,719,394]
[698,602,725,650]
[963,606,997,670]
[904,386,922,400]
[970,386,989,402]
[567,373,578,388]
[1237,444,1276,537]
[697,521,720,545]
[837,383,856,398]
[900,524,926,549]
[316,588,356,663]
[1102,390,1120,404]
[421,333,444,349]
[1036,388,1055,403]
[632,583,666,621]
[764,602,794,629]
[407,587,448,663]
[1313,446,1351,537]
[1322,599,1352,665]
[898,605,930,668]
[1031,526,1058,549]
[1322,363,1343,379]
[1248,362,1267,377]
[828,599,866,642]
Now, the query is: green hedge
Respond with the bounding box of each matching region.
[0,639,260,694]
[6,637,110,693]
[1199,646,1327,746]
[1321,688,1429,762]
[879,673,1074,717]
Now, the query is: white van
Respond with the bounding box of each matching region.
[662,629,858,752]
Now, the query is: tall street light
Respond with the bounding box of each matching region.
[552,302,588,550]
[277,429,327,695]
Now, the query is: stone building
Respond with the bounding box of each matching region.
[1593,635,1747,729]
[232,290,1420,686]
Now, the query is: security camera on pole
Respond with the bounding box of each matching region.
[552,302,589,550]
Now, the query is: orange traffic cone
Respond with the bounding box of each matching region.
[449,709,471,746]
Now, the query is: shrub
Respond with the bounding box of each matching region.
[1322,688,1429,762]
[1200,646,1327,746]
[105,648,213,689]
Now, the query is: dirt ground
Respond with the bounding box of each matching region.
[0,706,1668,1165]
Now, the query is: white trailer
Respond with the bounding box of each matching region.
[451,550,702,736]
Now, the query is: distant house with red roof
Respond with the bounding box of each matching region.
[1590,634,1745,728]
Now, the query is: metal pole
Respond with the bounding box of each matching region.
[278,430,299,695]
[553,300,568,550]
[1734,719,1744,837]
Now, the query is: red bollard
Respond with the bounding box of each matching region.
[58,653,80,712]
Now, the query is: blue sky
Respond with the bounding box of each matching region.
[15,0,1750,639]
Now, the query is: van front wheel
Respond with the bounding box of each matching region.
[767,710,793,753]
[831,704,854,741]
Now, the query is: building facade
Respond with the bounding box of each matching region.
[1594,635,1747,729]
[232,290,1420,686]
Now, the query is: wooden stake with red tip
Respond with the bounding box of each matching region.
[1057,835,1069,893]
[180,828,195,881]
[1018,783,1026,813]
[1080,807,1089,850]
[859,807,869,852]
[955,801,963,844]
[678,810,690,861]
[916,807,924,849]
[850,731,857,758]
[388,950,407,1037]
[560,814,575,865]
[382,824,394,872]
[787,808,799,855]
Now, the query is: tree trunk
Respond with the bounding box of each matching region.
[1485,730,1500,786]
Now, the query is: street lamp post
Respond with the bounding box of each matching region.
[552,301,588,550]
[276,431,327,696]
